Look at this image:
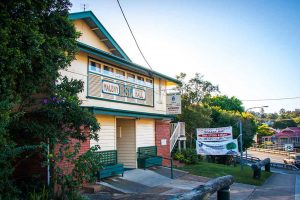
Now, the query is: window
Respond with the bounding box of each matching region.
[89,61,101,73]
[127,73,135,83]
[115,69,125,79]
[103,65,114,76]
[137,76,145,85]
[146,79,153,87]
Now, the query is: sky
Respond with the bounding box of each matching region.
[70,0,300,113]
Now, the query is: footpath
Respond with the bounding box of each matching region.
[85,168,299,200]
[248,173,298,200]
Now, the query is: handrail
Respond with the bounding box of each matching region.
[170,123,181,152]
[139,153,174,179]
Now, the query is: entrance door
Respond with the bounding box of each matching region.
[116,118,136,168]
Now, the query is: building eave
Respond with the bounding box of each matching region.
[83,106,175,120]
[78,42,181,85]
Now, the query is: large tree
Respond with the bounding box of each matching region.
[0,1,100,198]
[208,95,244,113]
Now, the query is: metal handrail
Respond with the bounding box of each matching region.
[138,153,174,179]
[170,123,181,152]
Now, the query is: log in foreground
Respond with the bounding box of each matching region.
[171,175,234,200]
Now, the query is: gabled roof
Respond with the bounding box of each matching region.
[69,11,131,61]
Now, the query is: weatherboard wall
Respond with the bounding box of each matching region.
[61,51,168,114]
[73,19,112,54]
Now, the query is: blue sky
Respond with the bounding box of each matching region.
[70,0,300,113]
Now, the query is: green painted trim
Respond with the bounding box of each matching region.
[84,106,175,119]
[86,96,154,107]
[69,11,131,62]
[78,42,181,85]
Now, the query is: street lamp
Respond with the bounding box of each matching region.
[239,105,268,170]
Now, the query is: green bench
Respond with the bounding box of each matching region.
[137,146,163,169]
[96,150,124,180]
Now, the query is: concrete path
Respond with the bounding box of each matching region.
[87,167,299,200]
[248,173,296,200]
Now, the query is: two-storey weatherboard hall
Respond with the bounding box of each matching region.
[62,11,185,169]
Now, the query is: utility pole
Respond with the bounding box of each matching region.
[239,119,243,170]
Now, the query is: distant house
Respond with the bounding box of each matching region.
[274,127,300,147]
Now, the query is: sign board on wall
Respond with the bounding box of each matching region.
[166,93,181,114]
[197,126,233,142]
[88,73,153,106]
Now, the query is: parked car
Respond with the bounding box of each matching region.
[283,154,300,167]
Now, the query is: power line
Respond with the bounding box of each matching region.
[242,96,300,102]
[116,0,153,70]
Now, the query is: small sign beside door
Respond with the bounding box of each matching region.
[161,139,167,146]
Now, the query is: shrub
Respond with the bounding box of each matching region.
[174,148,200,164]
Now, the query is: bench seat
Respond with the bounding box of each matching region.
[96,150,124,180]
[137,146,163,169]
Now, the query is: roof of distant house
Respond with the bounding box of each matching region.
[275,127,300,137]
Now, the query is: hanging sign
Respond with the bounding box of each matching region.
[196,139,239,155]
[197,126,233,142]
[166,93,181,114]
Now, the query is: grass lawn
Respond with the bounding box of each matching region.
[177,161,272,186]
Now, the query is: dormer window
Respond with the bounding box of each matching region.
[89,61,101,73]
[103,65,114,76]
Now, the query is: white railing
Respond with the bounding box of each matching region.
[170,122,185,152]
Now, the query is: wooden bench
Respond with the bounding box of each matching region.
[137,146,163,169]
[95,150,124,180]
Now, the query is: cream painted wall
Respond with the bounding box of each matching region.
[90,114,116,151]
[116,118,136,168]
[136,119,155,149]
[74,19,112,53]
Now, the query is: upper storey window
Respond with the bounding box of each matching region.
[146,79,153,87]
[137,76,145,85]
[89,61,101,73]
[103,65,114,77]
[115,69,125,79]
[127,73,135,83]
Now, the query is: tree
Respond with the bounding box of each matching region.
[176,73,218,148]
[0,1,100,198]
[257,124,275,138]
[208,95,244,112]
[273,119,297,129]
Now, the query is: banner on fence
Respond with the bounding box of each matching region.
[196,126,233,142]
[196,139,238,155]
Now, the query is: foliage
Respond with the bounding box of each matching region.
[53,144,101,198]
[173,148,200,164]
[177,161,272,186]
[176,73,218,148]
[272,119,297,129]
[257,124,275,138]
[207,95,244,112]
[210,107,257,149]
[0,0,101,198]
[28,186,49,200]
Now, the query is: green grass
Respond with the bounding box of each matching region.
[177,161,272,186]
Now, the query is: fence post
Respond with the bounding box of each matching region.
[265,163,271,172]
[217,186,230,200]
